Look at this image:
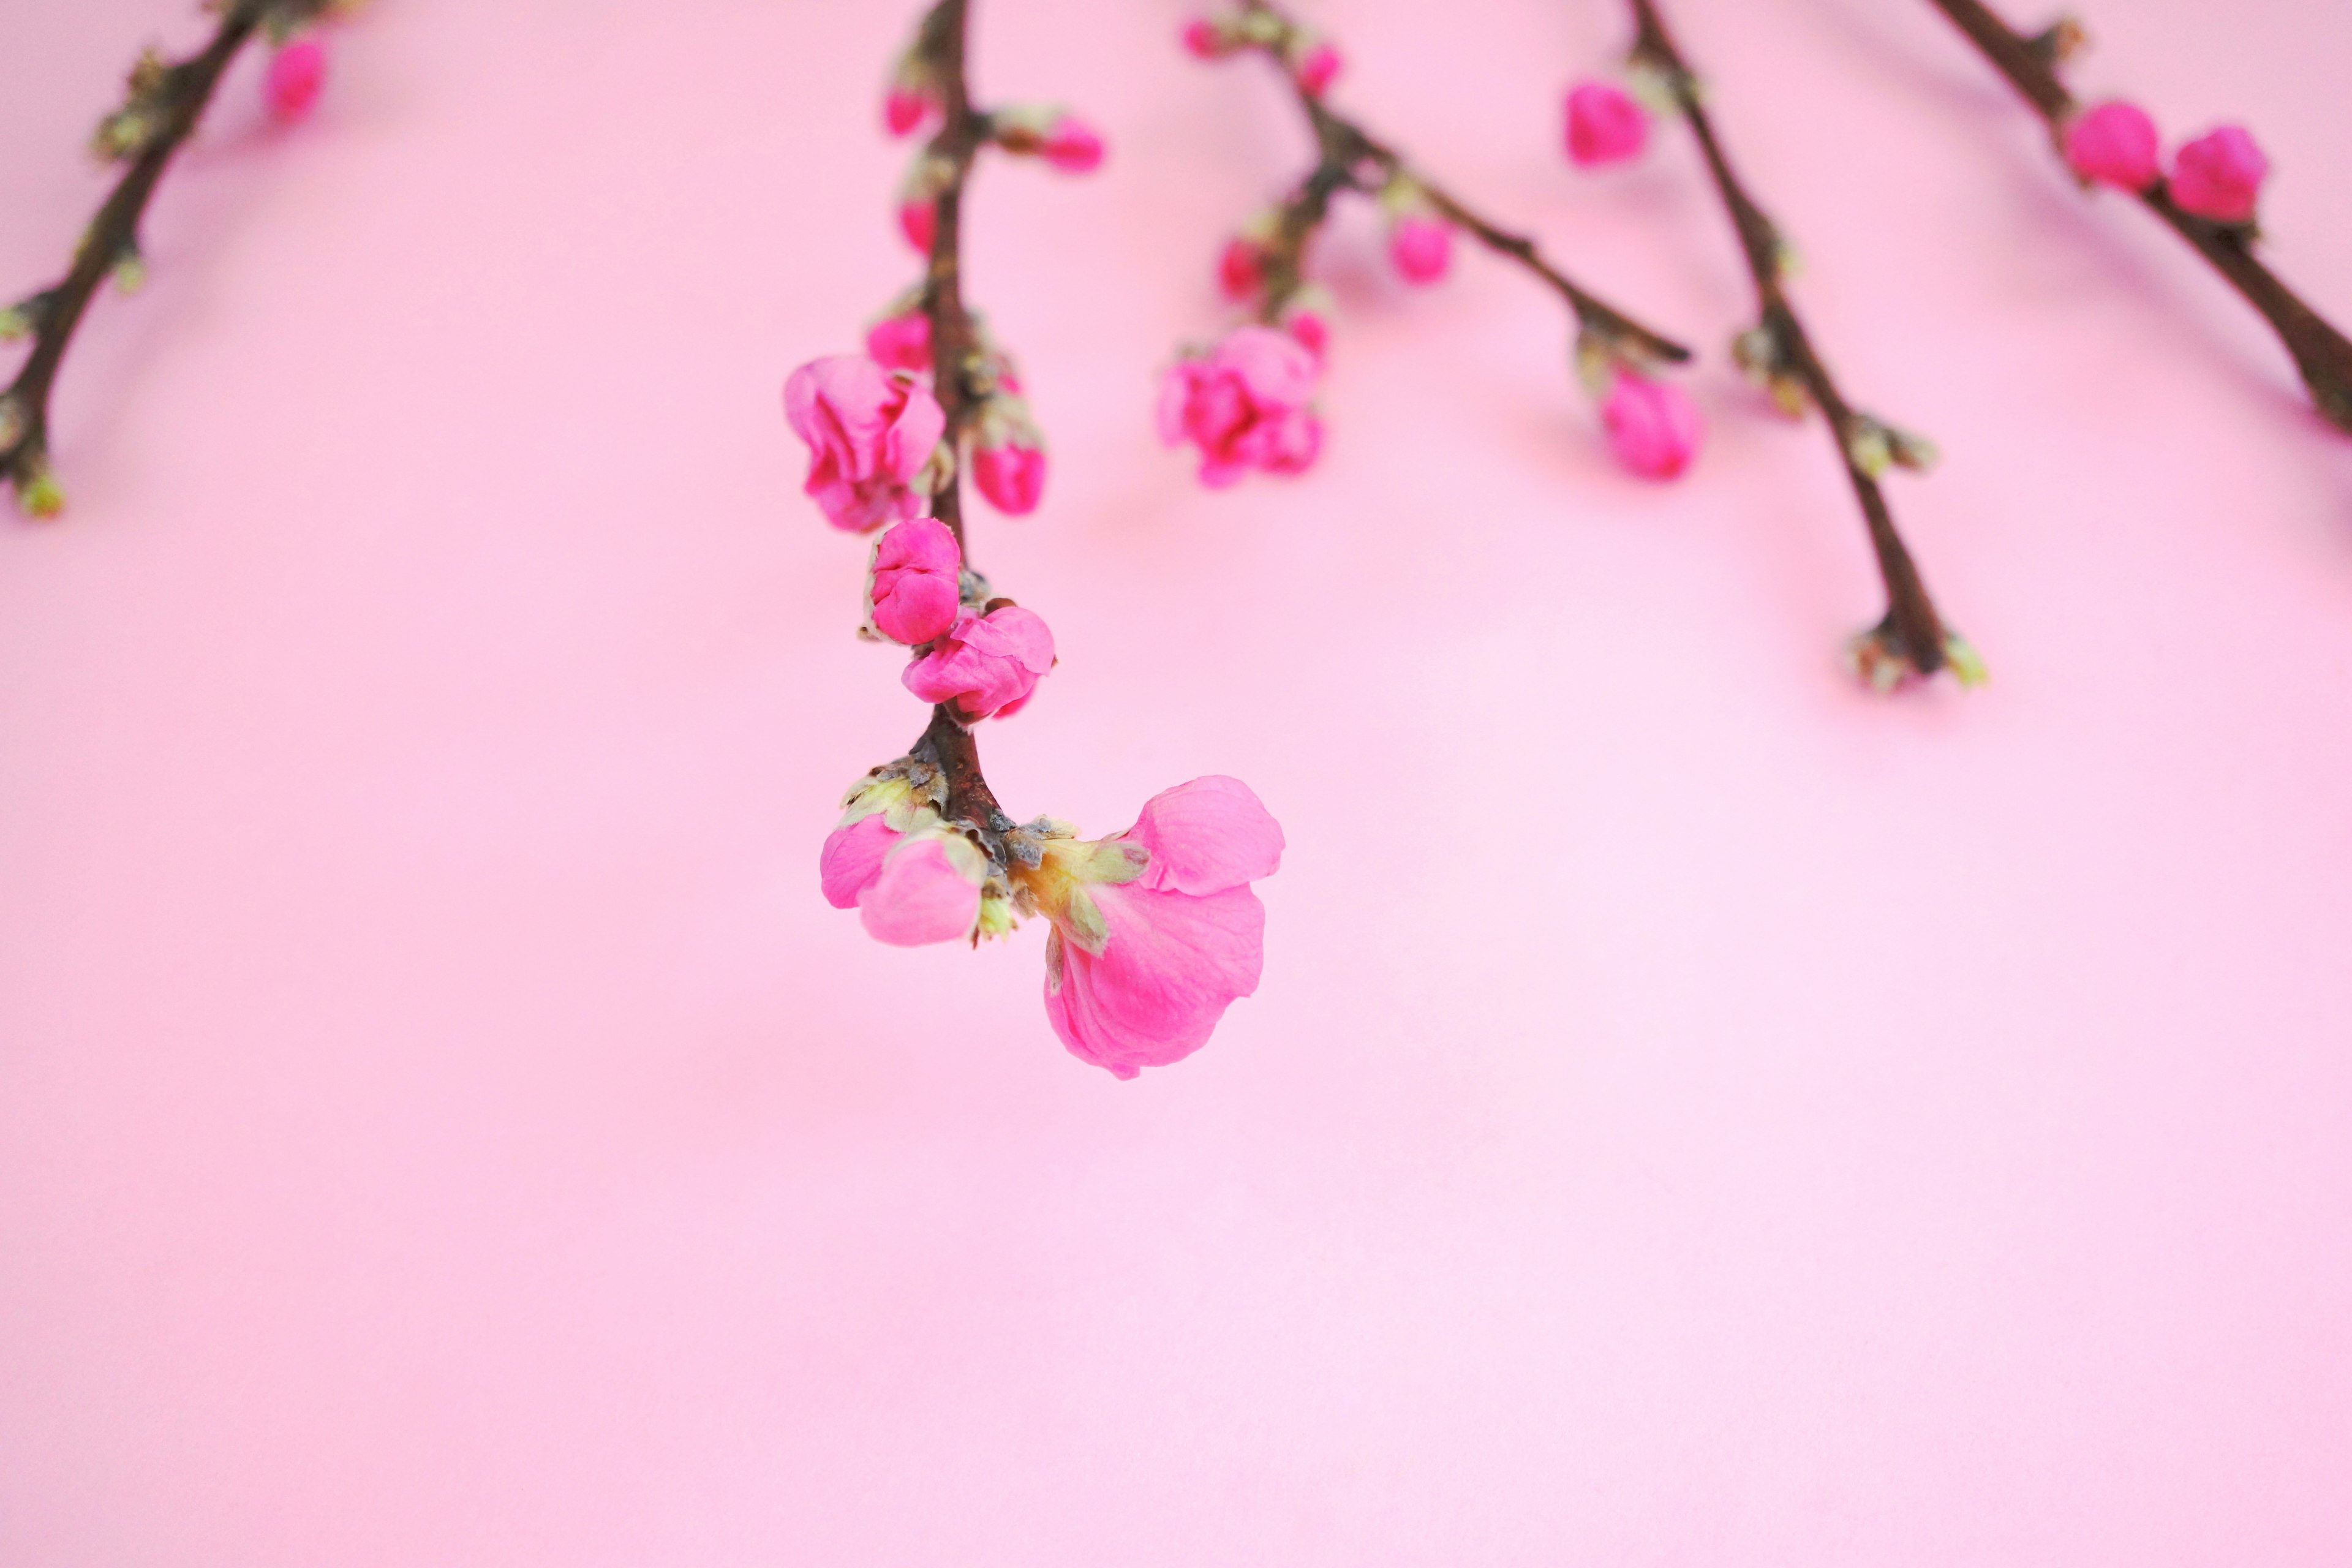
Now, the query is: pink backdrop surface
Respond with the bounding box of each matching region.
[5,0,2351,1561]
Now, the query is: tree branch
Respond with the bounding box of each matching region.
[0,4,281,517]
[1923,0,2352,434]
[1629,0,1974,686]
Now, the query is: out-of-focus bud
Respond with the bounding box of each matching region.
[2025,16,2089,66]
[13,458,65,521]
[1601,371,1703,481]
[1289,36,1342,97]
[2064,100,2161,192]
[1280,288,1333,363]
[1387,214,1453,285]
[2169,125,2268,225]
[265,38,328,124]
[1182,17,1231,59]
[1565,81,1649,167]
[111,247,148,296]
[1845,619,1988,693]
[1218,237,1265,302]
[897,155,954,254]
[865,307,932,374]
[972,428,1047,516]
[1041,114,1105,173]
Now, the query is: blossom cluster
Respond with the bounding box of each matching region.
[1164,5,1702,493]
[783,1,1282,1079]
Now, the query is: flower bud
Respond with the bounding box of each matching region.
[865,309,932,374]
[903,606,1056,722]
[2064,100,2160,192]
[1040,114,1106,174]
[1217,237,1265,302]
[2169,124,2267,224]
[1182,18,1229,59]
[265,39,328,125]
[1291,37,1341,97]
[867,518,962,645]
[1387,214,1453,285]
[1602,372,1703,481]
[899,200,937,254]
[1159,326,1324,488]
[859,829,987,947]
[1565,81,1648,167]
[973,438,1046,516]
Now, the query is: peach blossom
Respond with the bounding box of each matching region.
[2065,100,2161,191]
[859,832,984,947]
[1157,326,1324,488]
[1566,81,1647,167]
[2169,125,2268,224]
[265,39,327,125]
[784,356,946,533]
[902,606,1055,722]
[865,311,932,374]
[1389,216,1452,285]
[867,519,962,646]
[972,439,1046,516]
[1603,372,1703,481]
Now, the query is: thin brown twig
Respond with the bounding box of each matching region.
[0,2,326,518]
[907,0,1012,832]
[1629,0,1978,687]
[1924,0,2352,434]
[1231,0,1691,367]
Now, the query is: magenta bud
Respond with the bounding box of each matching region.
[868,518,963,645]
[1602,372,1703,481]
[265,39,327,125]
[2065,100,2162,191]
[1565,81,1647,167]
[2169,124,2268,224]
[973,440,1047,516]
[1388,216,1452,285]
[865,311,932,374]
[1041,115,1105,174]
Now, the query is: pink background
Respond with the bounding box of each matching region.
[5,0,2351,1561]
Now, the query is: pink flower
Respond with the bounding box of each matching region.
[902,606,1055,721]
[1602,371,1703,480]
[973,438,1046,516]
[1033,776,1284,1079]
[1041,115,1106,174]
[820,813,899,910]
[899,200,937,254]
[264,39,327,125]
[2065,100,2161,191]
[867,518,962,645]
[1182,18,1227,59]
[784,355,946,533]
[885,86,934,138]
[865,310,932,374]
[1293,40,1342,97]
[1389,216,1452,285]
[1158,326,1324,488]
[2169,124,2268,224]
[1218,237,1265,302]
[859,831,984,946]
[1565,81,1647,167]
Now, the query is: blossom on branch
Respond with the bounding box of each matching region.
[784,355,947,533]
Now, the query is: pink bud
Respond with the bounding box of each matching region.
[1294,41,1342,97]
[973,440,1047,516]
[864,311,932,374]
[859,834,983,947]
[820,814,899,910]
[1217,238,1264,302]
[2169,124,2268,224]
[1041,115,1106,174]
[264,38,327,125]
[1602,372,1703,481]
[903,606,1056,722]
[899,200,937,254]
[884,86,932,138]
[1565,81,1647,167]
[867,518,962,645]
[1283,307,1329,363]
[1388,216,1452,285]
[1182,19,1226,59]
[2065,100,2161,192]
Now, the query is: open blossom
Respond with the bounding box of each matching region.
[1022,776,1284,1080]
[265,39,327,124]
[1602,371,1703,480]
[903,605,1055,721]
[1158,325,1324,488]
[2169,125,2268,224]
[785,355,946,532]
[1389,216,1453,285]
[867,518,962,645]
[1565,81,1646,166]
[2065,100,2161,191]
[865,309,932,374]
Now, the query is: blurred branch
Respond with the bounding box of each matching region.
[1923,0,2352,434]
[1628,0,1978,688]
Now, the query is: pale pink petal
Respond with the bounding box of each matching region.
[858,837,980,946]
[820,815,898,910]
[1126,776,1285,896]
